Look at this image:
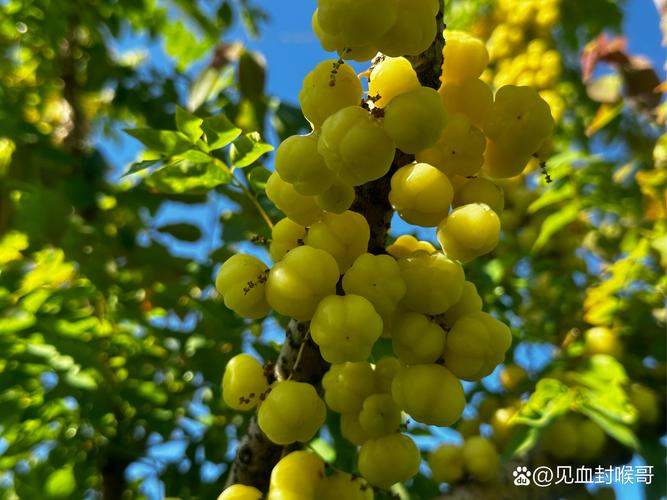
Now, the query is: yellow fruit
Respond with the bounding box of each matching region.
[342,253,407,324]
[629,383,660,424]
[305,211,370,272]
[222,354,269,411]
[442,280,482,326]
[481,139,531,179]
[392,364,465,426]
[315,471,374,500]
[461,436,499,482]
[416,114,486,177]
[268,450,325,499]
[399,252,464,314]
[215,254,270,319]
[577,419,607,462]
[376,0,439,56]
[499,364,527,391]
[258,381,326,445]
[316,180,356,213]
[386,235,436,258]
[584,326,622,358]
[457,418,481,438]
[269,218,306,262]
[540,416,579,459]
[442,31,489,84]
[318,106,396,186]
[299,60,363,128]
[359,393,402,438]
[311,294,383,363]
[368,57,421,108]
[484,85,554,157]
[317,0,398,48]
[358,434,421,488]
[429,444,464,483]
[275,133,334,195]
[453,177,504,214]
[218,484,262,500]
[443,312,512,381]
[312,10,378,63]
[392,312,446,364]
[439,78,493,128]
[437,203,501,263]
[265,245,339,321]
[490,407,516,446]
[389,162,454,227]
[341,410,370,445]
[383,87,447,153]
[323,362,377,413]
[374,357,402,393]
[265,171,323,226]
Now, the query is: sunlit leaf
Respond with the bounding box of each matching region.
[229,132,273,168]
[175,106,204,142]
[202,114,242,150]
[125,129,191,155]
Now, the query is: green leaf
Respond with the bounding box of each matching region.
[188,66,235,111]
[238,50,266,100]
[511,378,573,427]
[145,159,231,194]
[202,115,242,150]
[125,129,191,155]
[175,106,204,142]
[64,367,98,390]
[528,182,575,214]
[578,404,639,450]
[532,204,580,252]
[502,425,539,459]
[0,309,36,334]
[230,132,273,168]
[44,467,76,499]
[122,159,164,178]
[247,166,272,193]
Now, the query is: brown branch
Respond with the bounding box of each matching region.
[225,1,445,491]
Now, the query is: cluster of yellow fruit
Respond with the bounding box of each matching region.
[219,451,373,500]
[474,0,565,122]
[313,0,439,62]
[429,436,500,484]
[540,414,607,462]
[213,4,557,493]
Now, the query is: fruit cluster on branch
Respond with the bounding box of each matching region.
[216,0,557,497]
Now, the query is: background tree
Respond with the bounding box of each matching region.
[0,0,664,499]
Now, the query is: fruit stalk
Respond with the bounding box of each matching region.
[225,0,445,490]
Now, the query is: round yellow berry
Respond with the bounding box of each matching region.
[215,254,270,319]
[275,133,334,195]
[358,434,421,489]
[437,203,501,263]
[269,218,306,262]
[306,211,370,272]
[222,354,269,411]
[265,171,323,226]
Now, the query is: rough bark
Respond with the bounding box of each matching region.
[225,1,446,491]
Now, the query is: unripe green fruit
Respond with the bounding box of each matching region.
[318,106,396,186]
[265,245,339,321]
[399,252,464,315]
[389,162,454,227]
[341,410,370,445]
[317,0,398,48]
[499,364,527,392]
[392,312,446,364]
[429,444,464,483]
[258,381,326,445]
[392,364,465,427]
[444,312,512,381]
[215,254,270,319]
[316,180,356,214]
[462,436,499,482]
[453,177,504,214]
[358,433,421,489]
[442,280,483,326]
[437,203,501,263]
[275,133,334,195]
[342,253,407,326]
[374,357,402,393]
[222,354,269,411]
[359,393,402,438]
[311,294,383,363]
[629,383,660,424]
[269,218,306,262]
[540,416,579,459]
[376,0,440,57]
[299,60,362,127]
[577,419,607,461]
[265,171,323,226]
[306,211,370,272]
[323,362,377,413]
[312,10,378,63]
[384,87,448,153]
